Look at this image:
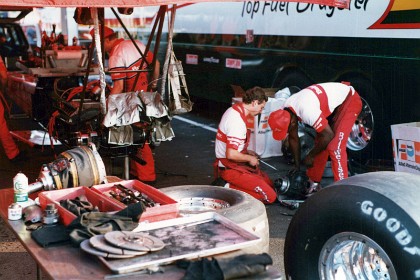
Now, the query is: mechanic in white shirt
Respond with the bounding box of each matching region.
[214,87,277,204]
[268,82,362,187]
[91,26,159,182]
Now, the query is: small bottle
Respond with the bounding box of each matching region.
[8,203,22,220]
[50,24,57,50]
[13,172,29,204]
[50,24,57,43]
[72,36,78,46]
[41,30,49,49]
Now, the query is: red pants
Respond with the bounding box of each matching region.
[130,143,156,182]
[307,92,362,182]
[218,165,276,204]
[0,100,19,160]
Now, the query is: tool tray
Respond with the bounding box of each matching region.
[91,180,179,223]
[38,186,124,226]
[99,212,261,274]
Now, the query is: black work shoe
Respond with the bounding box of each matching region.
[10,151,27,163]
[211,177,228,187]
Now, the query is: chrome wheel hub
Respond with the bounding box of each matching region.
[319,232,396,280]
[347,97,374,151]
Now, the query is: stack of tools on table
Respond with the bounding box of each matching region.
[108,184,157,207]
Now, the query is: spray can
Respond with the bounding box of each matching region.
[13,172,29,204]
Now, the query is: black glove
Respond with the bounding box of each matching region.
[217,253,273,279]
[66,203,143,247]
[178,258,223,280]
[178,253,273,280]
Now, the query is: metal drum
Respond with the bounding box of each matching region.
[28,143,107,193]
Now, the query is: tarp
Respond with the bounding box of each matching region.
[0,0,350,9]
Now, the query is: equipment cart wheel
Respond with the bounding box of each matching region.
[284,171,420,280]
[161,185,269,253]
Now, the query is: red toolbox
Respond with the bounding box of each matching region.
[91,180,179,223]
[38,186,124,226]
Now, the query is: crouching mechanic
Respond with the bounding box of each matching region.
[214,87,277,204]
[268,82,362,188]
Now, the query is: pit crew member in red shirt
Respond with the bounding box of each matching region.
[0,56,24,162]
[93,26,160,182]
[214,87,277,204]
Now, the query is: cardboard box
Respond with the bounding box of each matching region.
[231,87,286,158]
[38,186,124,226]
[91,180,179,223]
[391,122,420,175]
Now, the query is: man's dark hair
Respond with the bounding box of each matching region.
[243,86,268,104]
[289,86,301,94]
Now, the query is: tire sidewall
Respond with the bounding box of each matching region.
[284,185,420,279]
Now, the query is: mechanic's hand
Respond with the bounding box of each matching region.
[303,155,314,168]
[247,150,260,158]
[248,155,260,167]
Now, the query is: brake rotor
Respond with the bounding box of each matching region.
[89,235,148,256]
[80,239,135,259]
[104,231,165,252]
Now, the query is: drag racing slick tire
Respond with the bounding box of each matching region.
[161,185,269,253]
[284,171,420,280]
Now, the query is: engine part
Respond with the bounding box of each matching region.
[278,199,305,210]
[28,142,107,194]
[43,204,59,225]
[274,171,311,199]
[99,125,149,158]
[109,184,156,207]
[23,205,43,224]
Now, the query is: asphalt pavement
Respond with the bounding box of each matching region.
[0,99,332,279]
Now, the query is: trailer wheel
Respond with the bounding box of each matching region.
[337,76,382,165]
[160,185,269,253]
[284,171,420,280]
[271,67,313,89]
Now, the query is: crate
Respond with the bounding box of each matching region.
[391,122,420,175]
[38,186,124,226]
[91,180,179,223]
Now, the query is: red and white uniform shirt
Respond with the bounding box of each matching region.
[284,82,354,132]
[109,39,156,182]
[214,103,276,204]
[215,104,248,166]
[109,39,154,92]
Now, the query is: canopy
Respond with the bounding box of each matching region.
[0,0,349,8]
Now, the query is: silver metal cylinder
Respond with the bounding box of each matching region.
[78,54,87,68]
[28,181,44,194]
[47,55,57,68]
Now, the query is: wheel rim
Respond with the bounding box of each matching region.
[176,197,231,215]
[319,232,397,280]
[347,97,374,151]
